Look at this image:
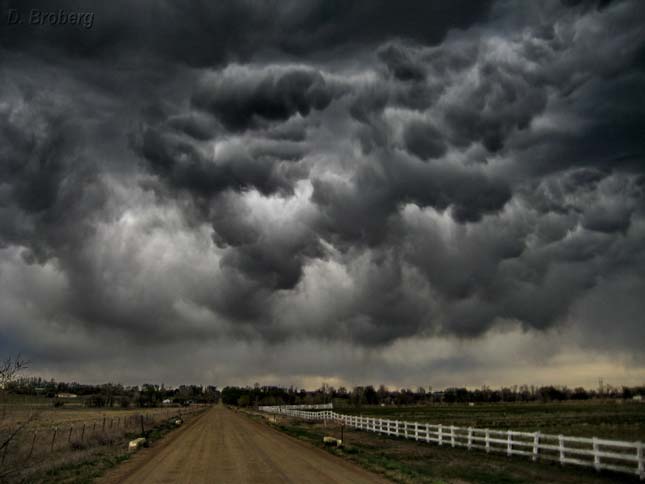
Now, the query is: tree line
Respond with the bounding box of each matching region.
[222,383,645,407]
[6,371,644,409]
[5,376,220,407]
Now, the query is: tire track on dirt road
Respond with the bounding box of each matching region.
[100,405,389,483]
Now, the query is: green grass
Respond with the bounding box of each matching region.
[270,418,642,484]
[0,393,51,406]
[337,401,645,441]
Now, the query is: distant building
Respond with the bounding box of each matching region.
[633,395,643,402]
[55,392,78,398]
[162,398,173,405]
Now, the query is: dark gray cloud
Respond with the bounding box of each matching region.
[402,120,446,160]
[1,0,645,386]
[191,67,336,132]
[1,0,493,65]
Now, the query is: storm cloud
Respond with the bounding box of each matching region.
[1,0,644,387]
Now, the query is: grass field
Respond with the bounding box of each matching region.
[337,400,645,441]
[264,409,644,484]
[2,413,203,484]
[0,399,207,483]
[0,404,183,431]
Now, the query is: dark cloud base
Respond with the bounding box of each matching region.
[1,0,644,384]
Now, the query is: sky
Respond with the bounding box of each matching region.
[1,0,644,389]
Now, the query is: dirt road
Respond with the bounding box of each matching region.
[101,406,388,483]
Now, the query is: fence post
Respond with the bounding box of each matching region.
[81,424,85,442]
[636,441,643,480]
[532,432,540,462]
[507,430,512,456]
[485,429,490,453]
[50,427,57,452]
[558,435,565,465]
[68,426,73,443]
[451,425,455,447]
[28,431,38,459]
[414,422,419,441]
[467,427,473,450]
[438,424,443,446]
[102,417,106,432]
[2,438,8,465]
[140,414,145,434]
[593,437,600,472]
[426,423,430,443]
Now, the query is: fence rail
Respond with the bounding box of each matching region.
[259,406,645,480]
[258,403,332,412]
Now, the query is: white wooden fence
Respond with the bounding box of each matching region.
[259,406,645,480]
[258,403,332,412]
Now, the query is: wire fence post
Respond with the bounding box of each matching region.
[68,426,73,443]
[81,424,85,442]
[28,430,37,460]
[50,427,57,453]
[2,437,8,465]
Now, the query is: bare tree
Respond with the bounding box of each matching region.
[0,354,32,479]
[0,354,28,390]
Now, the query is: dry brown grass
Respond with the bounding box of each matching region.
[0,403,207,483]
[0,404,181,430]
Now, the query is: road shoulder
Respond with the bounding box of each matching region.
[97,406,211,484]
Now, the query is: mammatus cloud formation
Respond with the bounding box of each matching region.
[1,0,644,388]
